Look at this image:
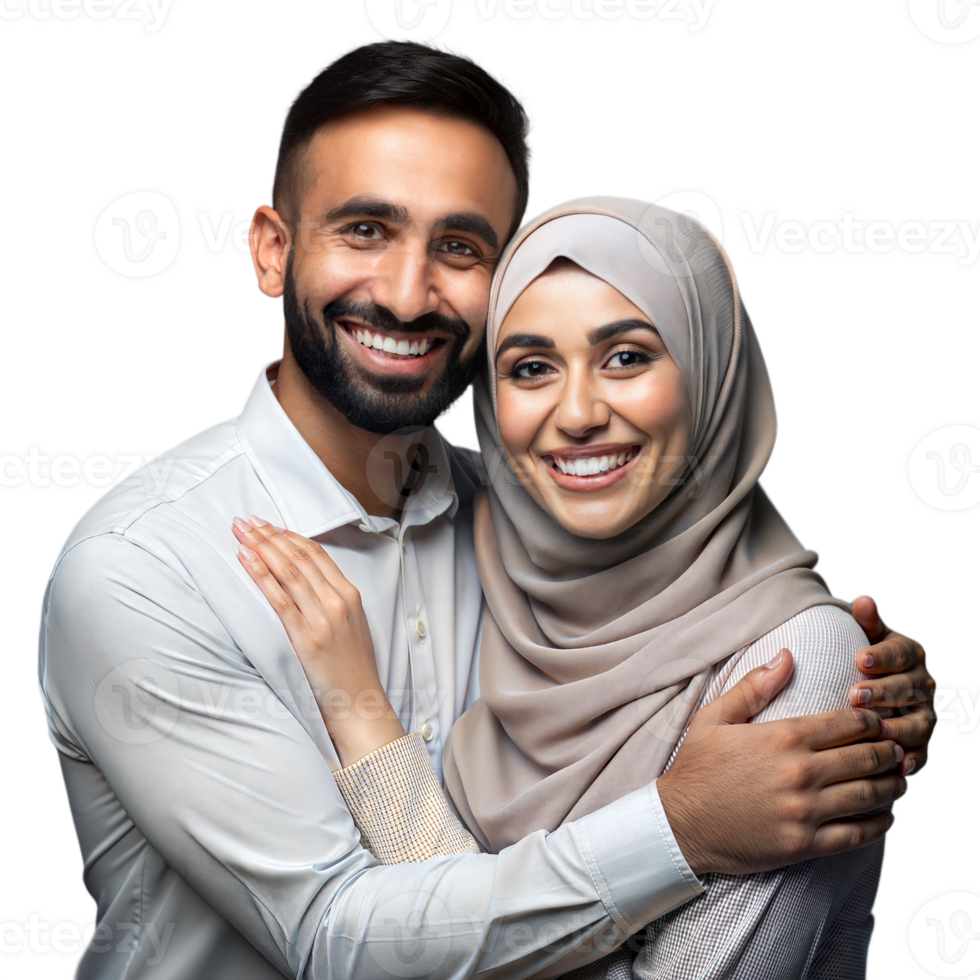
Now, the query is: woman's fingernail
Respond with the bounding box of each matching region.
[250,515,269,527]
[863,654,875,669]
[238,544,257,562]
[273,525,286,533]
[906,758,917,776]
[233,517,252,533]
[765,651,783,668]
[854,688,873,704]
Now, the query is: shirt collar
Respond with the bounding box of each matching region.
[236,363,460,537]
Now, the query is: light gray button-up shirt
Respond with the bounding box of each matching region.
[39,366,702,980]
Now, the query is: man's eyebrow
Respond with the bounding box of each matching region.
[324,198,410,223]
[435,213,499,252]
[586,319,658,345]
[495,334,556,361]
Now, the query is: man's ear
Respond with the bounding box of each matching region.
[250,206,292,298]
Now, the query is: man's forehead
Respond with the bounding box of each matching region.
[301,106,516,229]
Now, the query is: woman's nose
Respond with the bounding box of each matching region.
[553,372,610,437]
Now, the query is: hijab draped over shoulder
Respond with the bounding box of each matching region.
[441,197,848,853]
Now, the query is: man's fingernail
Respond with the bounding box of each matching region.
[863,654,875,669]
[894,745,904,765]
[250,515,269,527]
[854,688,872,704]
[233,517,251,533]
[897,777,908,798]
[765,651,783,668]
[239,544,257,562]
[906,758,917,776]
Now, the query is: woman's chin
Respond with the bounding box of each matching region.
[546,499,645,540]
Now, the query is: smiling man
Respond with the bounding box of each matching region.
[40,42,935,979]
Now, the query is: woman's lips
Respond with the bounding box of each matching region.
[541,446,643,492]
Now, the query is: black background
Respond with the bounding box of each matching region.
[0,0,980,980]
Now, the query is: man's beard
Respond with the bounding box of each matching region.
[283,257,482,435]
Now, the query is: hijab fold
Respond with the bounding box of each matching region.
[442,198,846,853]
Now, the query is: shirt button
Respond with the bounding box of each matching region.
[421,721,434,742]
[415,619,427,639]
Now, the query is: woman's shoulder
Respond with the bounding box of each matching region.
[706,605,870,721]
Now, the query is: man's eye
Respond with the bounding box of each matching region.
[440,240,475,256]
[348,222,385,240]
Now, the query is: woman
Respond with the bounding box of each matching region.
[234,198,895,977]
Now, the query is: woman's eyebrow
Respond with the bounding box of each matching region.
[495,334,556,361]
[587,319,658,345]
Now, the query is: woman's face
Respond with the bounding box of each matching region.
[495,261,692,539]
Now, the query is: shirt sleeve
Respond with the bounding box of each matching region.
[40,532,703,980]
[565,604,885,980]
[332,731,481,862]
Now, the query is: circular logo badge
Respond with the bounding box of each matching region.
[909,892,980,977]
[94,659,180,745]
[654,190,724,246]
[94,191,180,278]
[365,427,451,512]
[365,0,453,41]
[909,0,980,44]
[365,890,454,977]
[908,425,980,512]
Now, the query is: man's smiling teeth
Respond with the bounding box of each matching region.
[553,449,638,477]
[351,327,431,357]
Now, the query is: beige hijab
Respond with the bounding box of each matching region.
[441,197,848,853]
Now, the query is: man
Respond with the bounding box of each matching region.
[41,42,934,978]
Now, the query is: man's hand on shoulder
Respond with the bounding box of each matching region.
[849,595,935,777]
[657,650,906,877]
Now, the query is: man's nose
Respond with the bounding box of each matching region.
[554,371,610,437]
[370,238,439,324]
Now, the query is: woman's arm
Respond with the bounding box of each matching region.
[233,516,480,862]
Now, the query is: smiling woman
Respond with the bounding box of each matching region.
[438,198,894,976]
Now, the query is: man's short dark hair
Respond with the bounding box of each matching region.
[273,41,530,239]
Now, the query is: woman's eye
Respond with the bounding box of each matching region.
[607,349,650,369]
[513,360,552,379]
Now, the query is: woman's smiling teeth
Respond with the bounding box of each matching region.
[551,448,639,477]
[349,326,433,358]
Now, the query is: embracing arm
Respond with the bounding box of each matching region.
[41,533,700,979]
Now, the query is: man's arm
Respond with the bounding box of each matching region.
[40,533,701,979]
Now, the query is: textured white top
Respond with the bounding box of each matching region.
[571,604,884,980]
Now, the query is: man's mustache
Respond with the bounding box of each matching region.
[322,299,471,342]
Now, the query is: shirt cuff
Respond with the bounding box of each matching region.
[573,779,704,932]
[332,732,481,864]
